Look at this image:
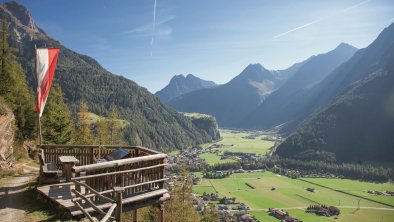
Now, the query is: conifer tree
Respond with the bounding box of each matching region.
[108,104,122,144]
[76,101,94,144]
[41,84,74,144]
[96,117,109,145]
[0,19,35,139]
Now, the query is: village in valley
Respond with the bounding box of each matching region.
[164,129,394,222]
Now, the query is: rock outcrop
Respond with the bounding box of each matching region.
[0,102,14,168]
[183,113,220,140]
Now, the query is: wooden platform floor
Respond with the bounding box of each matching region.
[37,182,84,216]
[37,183,169,217]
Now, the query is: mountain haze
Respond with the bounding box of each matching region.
[241,43,358,131]
[0,2,213,150]
[169,64,280,126]
[276,23,394,162]
[155,74,216,103]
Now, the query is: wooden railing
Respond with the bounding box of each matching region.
[72,153,167,200]
[70,153,168,222]
[39,144,161,168]
[71,182,119,222]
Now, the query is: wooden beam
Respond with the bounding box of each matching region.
[133,209,138,222]
[114,187,125,222]
[122,178,168,190]
[73,164,168,180]
[101,203,117,222]
[158,203,164,222]
[73,154,167,173]
[72,200,96,222]
[71,189,106,215]
[73,180,115,203]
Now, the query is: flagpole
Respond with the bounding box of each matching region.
[35,45,42,146]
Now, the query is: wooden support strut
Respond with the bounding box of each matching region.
[158,203,164,222]
[113,186,125,222]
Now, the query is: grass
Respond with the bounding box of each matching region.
[213,130,275,154]
[168,150,180,156]
[193,171,394,222]
[302,177,394,206]
[198,129,276,165]
[199,153,236,165]
[87,112,130,127]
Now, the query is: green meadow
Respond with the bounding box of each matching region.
[199,153,237,165]
[193,172,394,222]
[199,129,275,165]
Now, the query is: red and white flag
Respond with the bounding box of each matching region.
[35,48,60,117]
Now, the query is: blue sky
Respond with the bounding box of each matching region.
[19,0,394,93]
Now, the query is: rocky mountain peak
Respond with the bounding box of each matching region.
[1,1,39,33]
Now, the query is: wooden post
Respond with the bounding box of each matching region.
[158,203,164,222]
[133,209,138,222]
[114,187,125,222]
[89,147,94,164]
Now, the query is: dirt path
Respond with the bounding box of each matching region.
[0,163,39,222]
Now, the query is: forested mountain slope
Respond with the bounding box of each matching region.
[0,2,212,150]
[276,23,394,162]
[241,43,357,131]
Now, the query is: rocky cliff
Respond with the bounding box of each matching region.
[0,101,14,168]
[183,113,220,141]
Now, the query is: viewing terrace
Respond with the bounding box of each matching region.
[36,144,169,222]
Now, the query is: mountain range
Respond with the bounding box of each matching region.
[0,2,213,150]
[155,74,216,103]
[276,23,394,162]
[167,44,357,128]
[162,23,394,162]
[168,64,288,126]
[241,43,358,132]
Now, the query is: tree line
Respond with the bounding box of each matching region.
[210,156,393,183]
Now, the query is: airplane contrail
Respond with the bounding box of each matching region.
[274,19,321,39]
[151,0,157,57]
[274,0,372,39]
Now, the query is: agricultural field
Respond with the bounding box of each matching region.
[199,129,276,165]
[193,171,394,222]
[199,153,237,165]
[302,177,394,206]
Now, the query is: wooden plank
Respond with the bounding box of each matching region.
[71,189,107,215]
[73,154,167,173]
[73,164,167,180]
[101,203,117,222]
[73,180,115,203]
[122,189,168,204]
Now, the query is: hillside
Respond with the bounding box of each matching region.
[0,2,213,150]
[241,43,358,131]
[276,23,394,162]
[182,113,220,140]
[169,64,282,127]
[155,74,216,103]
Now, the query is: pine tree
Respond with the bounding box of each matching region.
[96,117,109,145]
[41,84,74,144]
[108,104,122,144]
[0,19,36,139]
[76,101,94,144]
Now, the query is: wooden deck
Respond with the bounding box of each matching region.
[37,182,169,217]
[36,145,170,221]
